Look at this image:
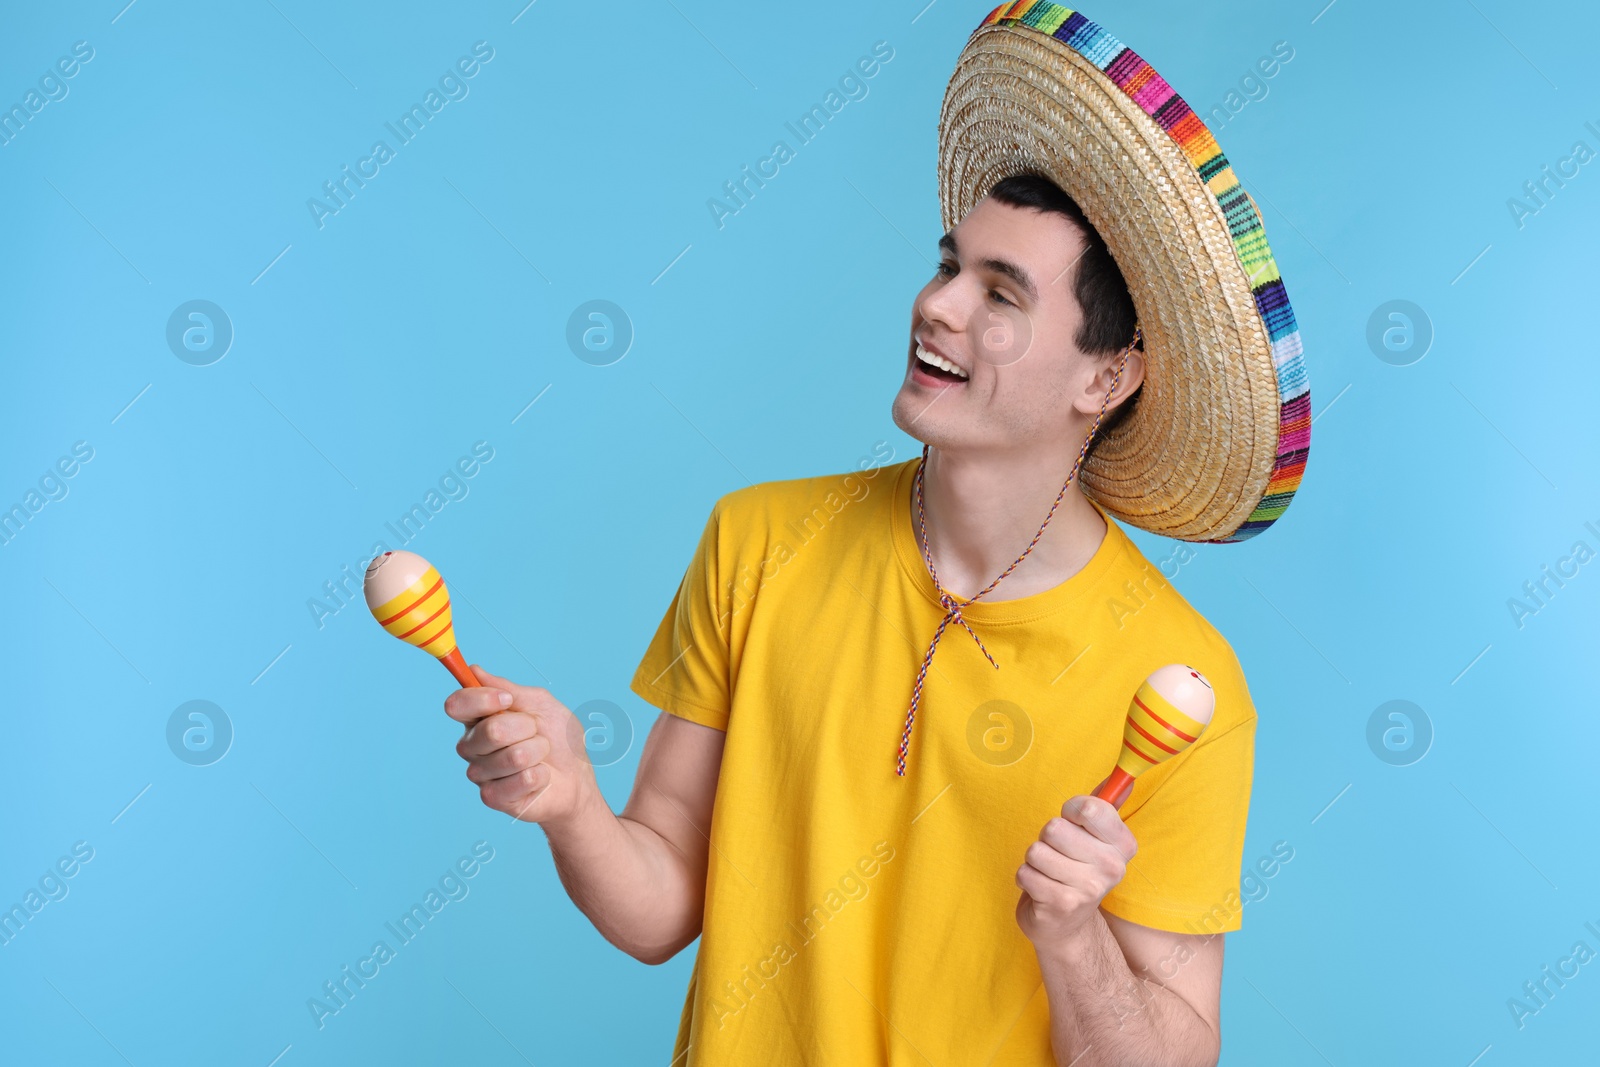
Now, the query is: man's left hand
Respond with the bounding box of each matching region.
[1015,795,1139,950]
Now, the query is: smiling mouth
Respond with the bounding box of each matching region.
[914,342,969,383]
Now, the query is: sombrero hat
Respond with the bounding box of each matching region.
[938,2,1310,542]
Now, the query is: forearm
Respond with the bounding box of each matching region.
[1038,912,1218,1067]
[539,777,705,965]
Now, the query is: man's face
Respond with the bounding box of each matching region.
[890,196,1136,455]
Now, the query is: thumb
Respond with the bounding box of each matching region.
[469,665,554,713]
[468,663,514,691]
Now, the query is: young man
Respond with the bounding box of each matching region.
[444,4,1308,1064]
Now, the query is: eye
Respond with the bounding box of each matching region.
[989,289,1014,307]
[935,260,956,279]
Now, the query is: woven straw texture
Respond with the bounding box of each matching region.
[938,2,1309,542]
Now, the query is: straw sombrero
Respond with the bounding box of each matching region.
[938,2,1310,543]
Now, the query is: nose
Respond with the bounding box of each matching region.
[916,274,966,340]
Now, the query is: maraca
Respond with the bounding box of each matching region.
[363,550,477,688]
[1092,664,1215,810]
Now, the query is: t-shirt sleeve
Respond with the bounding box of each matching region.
[628,500,732,731]
[1098,696,1257,936]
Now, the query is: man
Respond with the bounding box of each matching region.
[444,4,1309,1064]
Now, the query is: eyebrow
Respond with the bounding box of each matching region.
[938,232,1039,303]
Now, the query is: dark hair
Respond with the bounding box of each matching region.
[986,172,1142,440]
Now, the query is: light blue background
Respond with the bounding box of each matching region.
[3,0,1597,1063]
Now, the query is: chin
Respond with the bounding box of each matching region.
[890,394,966,452]
[889,388,931,445]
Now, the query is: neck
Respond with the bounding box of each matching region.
[915,444,1108,602]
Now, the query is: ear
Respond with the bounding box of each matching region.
[1073,347,1146,419]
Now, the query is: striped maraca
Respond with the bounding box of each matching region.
[1092,664,1215,810]
[363,550,477,687]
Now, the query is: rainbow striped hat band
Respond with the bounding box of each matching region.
[939,3,1310,542]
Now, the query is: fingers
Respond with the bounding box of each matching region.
[1021,837,1078,885]
[1018,801,1136,898]
[458,710,551,821]
[464,734,551,784]
[457,706,539,758]
[1038,816,1113,867]
[1032,818,1124,893]
[478,765,550,815]
[1016,858,1081,903]
[1061,794,1138,862]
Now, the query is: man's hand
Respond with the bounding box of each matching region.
[444,665,596,826]
[1015,795,1138,949]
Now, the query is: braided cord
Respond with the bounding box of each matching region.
[895,328,1141,776]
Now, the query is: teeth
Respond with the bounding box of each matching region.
[916,344,969,380]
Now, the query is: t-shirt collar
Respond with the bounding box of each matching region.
[886,455,1131,625]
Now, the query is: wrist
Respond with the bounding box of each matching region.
[1033,915,1104,975]
[541,767,609,842]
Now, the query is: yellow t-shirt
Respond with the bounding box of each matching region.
[630,457,1257,1065]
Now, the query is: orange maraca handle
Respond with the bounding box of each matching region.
[438,648,478,688]
[1092,768,1136,809]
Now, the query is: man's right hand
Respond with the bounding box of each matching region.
[445,665,595,825]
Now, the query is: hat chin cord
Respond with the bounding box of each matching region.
[895,325,1142,776]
